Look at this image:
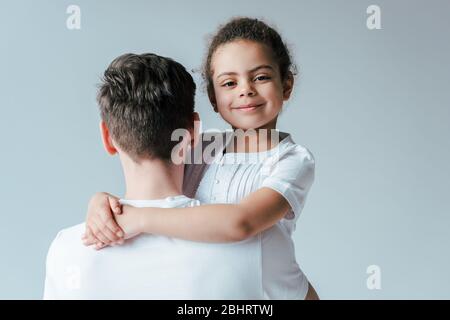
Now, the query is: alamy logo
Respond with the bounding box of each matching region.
[366,5,382,30]
[66,5,81,30]
[65,265,81,290]
[171,124,281,166]
[366,264,382,290]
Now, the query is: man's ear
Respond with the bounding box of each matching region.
[188,112,201,149]
[282,71,294,101]
[100,121,117,155]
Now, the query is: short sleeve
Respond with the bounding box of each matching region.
[261,145,315,223]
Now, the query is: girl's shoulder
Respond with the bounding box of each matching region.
[274,132,315,164]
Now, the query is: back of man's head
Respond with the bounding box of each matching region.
[97,53,196,162]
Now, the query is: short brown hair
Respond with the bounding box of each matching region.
[97,53,196,161]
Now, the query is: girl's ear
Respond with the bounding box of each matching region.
[282,71,294,101]
[208,87,219,113]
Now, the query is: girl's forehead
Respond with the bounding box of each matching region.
[211,40,277,76]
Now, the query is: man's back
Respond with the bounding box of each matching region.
[44,195,263,299]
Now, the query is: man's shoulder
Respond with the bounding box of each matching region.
[49,223,85,250]
[46,223,87,271]
[55,222,85,239]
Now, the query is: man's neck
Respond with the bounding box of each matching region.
[119,154,184,200]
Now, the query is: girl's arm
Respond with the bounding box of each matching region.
[120,187,290,243]
[83,187,290,246]
[83,147,314,247]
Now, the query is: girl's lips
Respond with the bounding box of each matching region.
[233,103,264,112]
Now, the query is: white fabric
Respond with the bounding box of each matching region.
[189,130,315,299]
[43,195,263,300]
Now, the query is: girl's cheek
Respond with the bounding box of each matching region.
[216,94,232,110]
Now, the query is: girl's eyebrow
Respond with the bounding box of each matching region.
[216,65,274,79]
[249,65,274,73]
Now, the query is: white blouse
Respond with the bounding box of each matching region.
[183,130,315,299]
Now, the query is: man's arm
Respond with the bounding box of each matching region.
[121,187,290,243]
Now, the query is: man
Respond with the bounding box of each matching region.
[43,53,262,299]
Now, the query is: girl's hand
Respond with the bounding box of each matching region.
[114,205,143,240]
[81,192,125,250]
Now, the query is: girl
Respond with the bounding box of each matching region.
[83,17,319,300]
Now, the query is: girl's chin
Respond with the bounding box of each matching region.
[230,120,272,131]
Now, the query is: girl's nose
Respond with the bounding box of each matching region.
[239,82,256,97]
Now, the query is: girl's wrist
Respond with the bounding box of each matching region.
[126,205,147,235]
[136,207,146,234]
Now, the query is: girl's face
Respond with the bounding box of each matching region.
[210,40,293,130]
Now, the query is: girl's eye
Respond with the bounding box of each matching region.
[254,75,271,81]
[222,81,236,87]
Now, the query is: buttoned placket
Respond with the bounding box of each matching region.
[209,153,238,203]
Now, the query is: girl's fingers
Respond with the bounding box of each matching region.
[83,227,123,249]
[95,242,108,250]
[99,210,124,239]
[108,196,122,215]
[82,230,97,246]
[85,222,101,244]
[82,227,98,246]
[90,218,114,244]
[104,218,124,238]
[93,215,121,243]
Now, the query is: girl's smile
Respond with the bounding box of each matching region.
[233,102,265,112]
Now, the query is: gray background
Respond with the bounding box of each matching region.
[1,0,449,299]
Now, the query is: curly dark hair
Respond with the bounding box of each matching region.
[97,53,196,162]
[202,17,295,100]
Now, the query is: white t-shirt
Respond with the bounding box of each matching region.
[43,195,263,300]
[183,130,315,299]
